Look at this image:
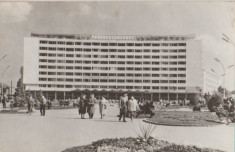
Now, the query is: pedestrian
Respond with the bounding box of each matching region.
[144,100,155,118]
[79,94,87,119]
[2,96,6,108]
[99,96,108,119]
[27,94,34,115]
[40,94,47,116]
[77,97,81,115]
[47,100,51,109]
[119,93,128,122]
[31,96,35,112]
[10,98,14,111]
[88,93,96,119]
[128,95,139,122]
[228,98,235,122]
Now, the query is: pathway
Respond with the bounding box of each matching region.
[0,104,233,152]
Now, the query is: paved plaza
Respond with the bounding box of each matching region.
[0,104,234,152]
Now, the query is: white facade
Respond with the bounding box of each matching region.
[203,70,220,94]
[23,33,203,100]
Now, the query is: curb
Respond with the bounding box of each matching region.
[142,119,222,127]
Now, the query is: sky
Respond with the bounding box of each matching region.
[0,1,234,91]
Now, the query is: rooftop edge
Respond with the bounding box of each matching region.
[30,33,195,41]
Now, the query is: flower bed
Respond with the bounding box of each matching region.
[146,111,222,126]
[62,137,223,152]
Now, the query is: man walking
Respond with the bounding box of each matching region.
[40,94,47,116]
[119,93,128,122]
[2,96,6,108]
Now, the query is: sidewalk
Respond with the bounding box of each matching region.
[0,104,233,152]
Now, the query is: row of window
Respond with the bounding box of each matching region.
[39,65,186,71]
[39,40,187,47]
[39,53,186,59]
[39,72,186,77]
[39,59,186,65]
[39,84,186,90]
[39,77,186,84]
[39,47,187,53]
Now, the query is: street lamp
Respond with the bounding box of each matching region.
[227,65,234,68]
[222,33,235,45]
[210,68,221,86]
[214,58,234,98]
[0,54,7,62]
[221,33,235,97]
[1,65,10,96]
[214,58,226,98]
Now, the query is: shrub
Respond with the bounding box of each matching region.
[137,121,156,140]
[189,94,199,105]
[193,105,201,111]
[208,91,223,112]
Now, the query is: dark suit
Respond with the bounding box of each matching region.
[79,98,87,114]
[119,96,128,122]
[2,97,6,108]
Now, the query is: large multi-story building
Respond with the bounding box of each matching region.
[23,33,203,101]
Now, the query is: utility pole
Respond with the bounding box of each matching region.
[1,65,10,96]
[221,33,235,94]
[0,54,7,97]
[214,58,234,98]
[11,80,12,99]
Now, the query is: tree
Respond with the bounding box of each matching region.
[14,66,26,103]
[207,91,223,112]
[217,86,231,97]
[189,94,199,105]
[0,81,10,96]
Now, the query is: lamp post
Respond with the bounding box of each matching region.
[0,54,7,62]
[221,34,235,94]
[222,33,235,46]
[211,68,221,86]
[202,68,221,94]
[214,58,234,98]
[214,58,226,98]
[1,65,10,96]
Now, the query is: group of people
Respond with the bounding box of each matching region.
[77,93,108,119]
[75,93,155,122]
[26,93,47,116]
[119,93,138,122]
[213,97,235,125]
[119,93,155,122]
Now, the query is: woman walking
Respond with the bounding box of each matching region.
[99,96,108,119]
[79,95,87,119]
[87,93,96,119]
[128,95,138,121]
